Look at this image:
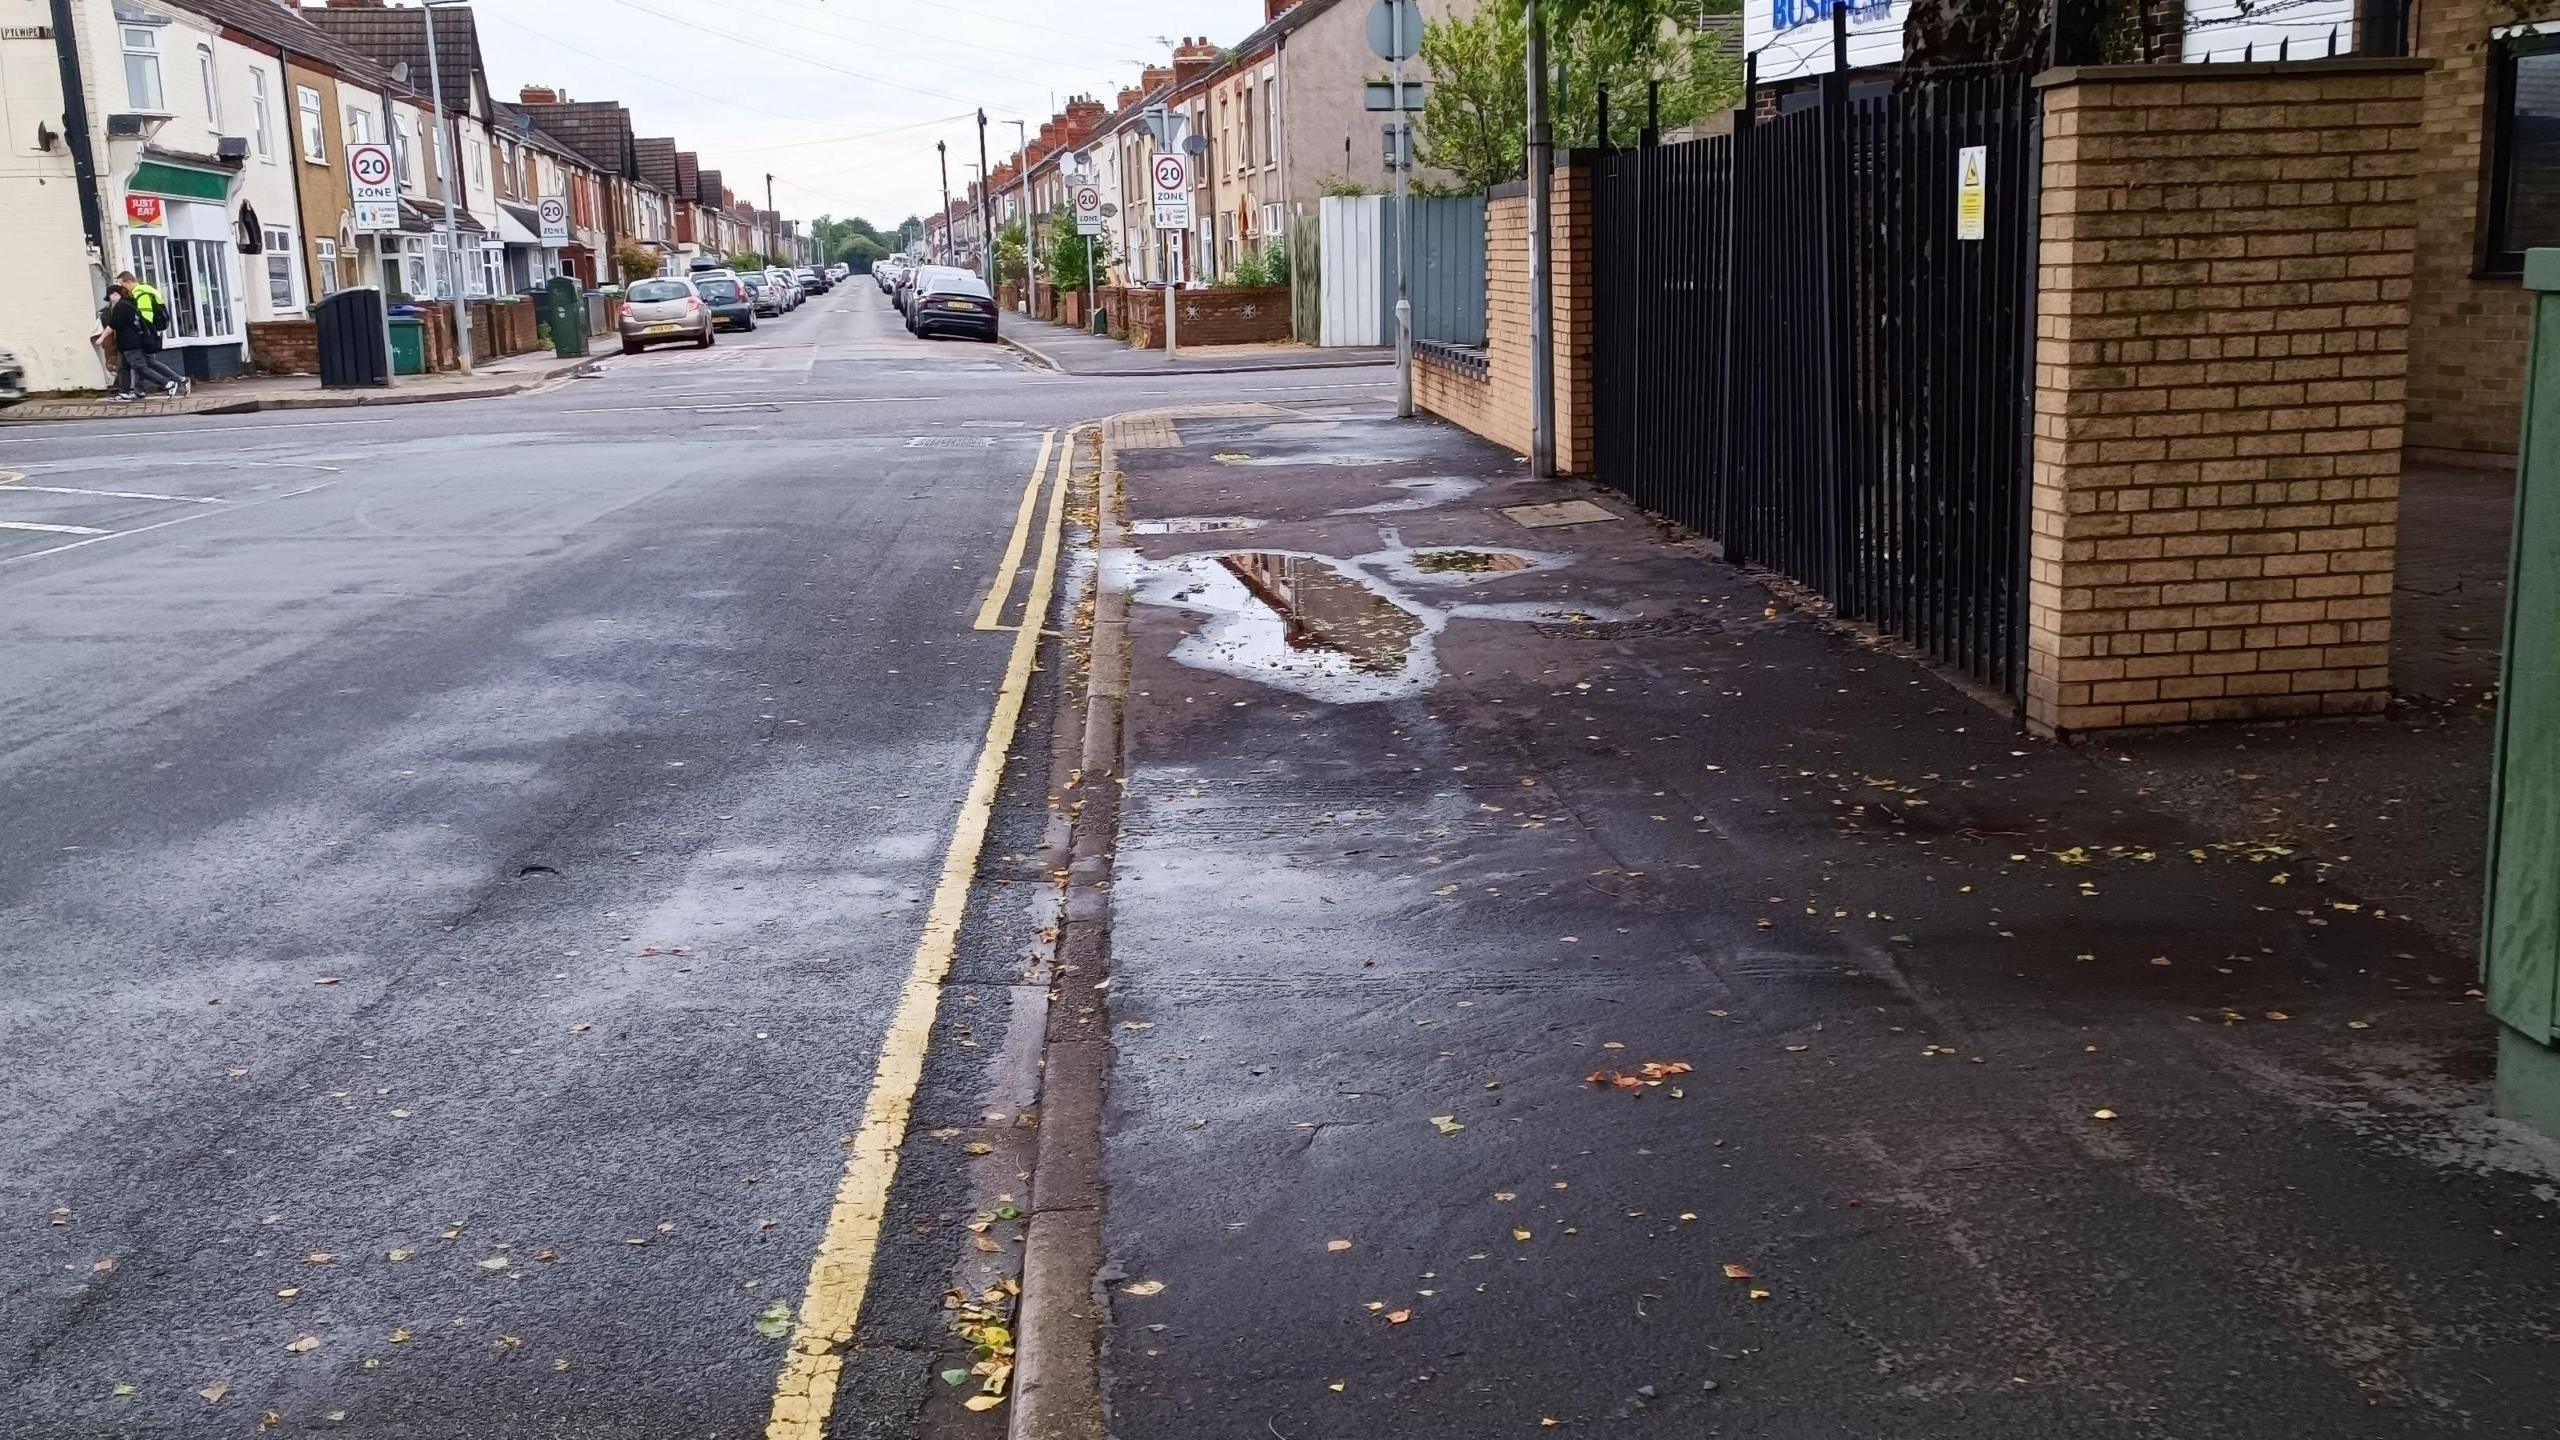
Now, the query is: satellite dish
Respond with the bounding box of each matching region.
[1181,133,1207,157]
[391,60,411,83]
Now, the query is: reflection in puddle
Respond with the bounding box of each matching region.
[1360,545,1571,589]
[1120,548,1632,704]
[1130,516,1265,535]
[1328,476,1484,515]
[1126,551,1437,703]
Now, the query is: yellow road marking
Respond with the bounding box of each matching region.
[765,424,1082,1440]
[973,427,1057,630]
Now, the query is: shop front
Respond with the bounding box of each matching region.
[122,158,247,382]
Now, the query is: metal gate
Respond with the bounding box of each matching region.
[1593,68,2039,695]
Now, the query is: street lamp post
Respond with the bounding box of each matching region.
[1006,119,1031,313]
[421,0,470,374]
[937,141,953,265]
[975,110,995,287]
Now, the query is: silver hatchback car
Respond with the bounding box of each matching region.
[618,276,716,354]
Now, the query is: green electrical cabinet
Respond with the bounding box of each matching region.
[2487,250,2560,1137]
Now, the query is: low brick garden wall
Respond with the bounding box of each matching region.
[1097,284,1292,349]
[248,319,320,375]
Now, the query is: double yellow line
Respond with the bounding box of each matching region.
[765,426,1081,1440]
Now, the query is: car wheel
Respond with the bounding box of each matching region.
[622,340,642,356]
[697,328,715,349]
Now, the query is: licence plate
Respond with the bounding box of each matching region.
[942,298,978,310]
[646,323,680,334]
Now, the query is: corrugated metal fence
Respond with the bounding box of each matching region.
[1318,195,1487,348]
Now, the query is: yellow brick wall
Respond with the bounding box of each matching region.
[1414,167,1593,473]
[2405,0,2545,465]
[2027,61,2427,735]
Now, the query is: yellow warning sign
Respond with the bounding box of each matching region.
[1955,145,1987,242]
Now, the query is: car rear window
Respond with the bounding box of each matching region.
[741,276,766,290]
[696,280,739,302]
[629,280,691,302]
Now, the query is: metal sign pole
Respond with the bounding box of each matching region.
[1392,2,1412,418]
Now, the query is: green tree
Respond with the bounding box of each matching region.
[1045,213,1110,291]
[992,220,1027,285]
[896,215,925,251]
[728,249,768,271]
[843,234,889,272]
[613,240,662,285]
[1416,0,1742,191]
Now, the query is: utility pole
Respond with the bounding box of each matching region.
[976,110,996,286]
[46,0,104,276]
[422,0,471,373]
[765,172,776,260]
[937,141,953,264]
[1524,0,1553,477]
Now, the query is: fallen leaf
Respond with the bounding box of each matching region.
[315,976,342,986]
[1721,1263,1753,1280]
[1121,1279,1165,1297]
[1329,1382,1345,1392]
[1512,1228,1533,1243]
[276,1287,300,1299]
[386,1248,413,1262]
[963,1395,1005,1412]
[2265,1011,2290,1022]
[941,1368,971,1387]
[284,1335,319,1354]
[2347,1020,2372,1030]
[1384,1309,1411,1325]
[1428,1115,1463,1136]
[91,1258,114,1274]
[477,1257,510,1271]
[200,1383,230,1405]
[2091,1108,2118,1121]
[1748,1289,1772,1301]
[963,1141,994,1156]
[1326,1239,1353,1252]
[112,1383,136,1397]
[306,1252,335,1265]
[390,1328,412,1343]
[755,1303,793,1338]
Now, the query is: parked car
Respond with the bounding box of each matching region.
[892,264,933,314]
[616,277,716,354]
[0,347,23,407]
[906,267,999,342]
[797,267,831,294]
[740,272,783,316]
[876,255,910,295]
[687,254,727,275]
[766,269,803,309]
[689,270,756,332]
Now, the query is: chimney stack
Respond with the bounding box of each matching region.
[519,85,562,106]
[1172,36,1221,90]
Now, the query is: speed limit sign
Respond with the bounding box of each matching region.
[1151,153,1190,229]
[348,142,397,231]
[1073,183,1102,237]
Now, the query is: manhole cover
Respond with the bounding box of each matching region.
[1502,500,1619,528]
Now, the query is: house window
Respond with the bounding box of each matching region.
[1264,80,1276,167]
[250,69,271,158]
[264,224,297,309]
[346,107,371,146]
[2488,32,2560,273]
[315,238,339,296]
[297,85,325,162]
[395,119,413,184]
[480,243,505,298]
[197,45,219,127]
[123,27,162,111]
[1240,84,1254,177]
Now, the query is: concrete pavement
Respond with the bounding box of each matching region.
[1066,408,2558,1439]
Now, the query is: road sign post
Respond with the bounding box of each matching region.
[1150,143,1192,361]
[1073,182,1103,328]
[1371,0,1421,417]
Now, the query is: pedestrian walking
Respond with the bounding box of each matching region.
[112,270,188,397]
[95,285,177,402]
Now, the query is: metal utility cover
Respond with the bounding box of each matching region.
[1502,501,1618,529]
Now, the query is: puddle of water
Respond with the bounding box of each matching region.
[1125,550,1440,703]
[1330,476,1485,516]
[1120,546,1624,703]
[1360,545,1572,589]
[1130,516,1266,535]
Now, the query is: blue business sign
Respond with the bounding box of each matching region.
[1770,0,1892,33]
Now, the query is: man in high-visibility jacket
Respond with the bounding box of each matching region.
[112,270,187,396]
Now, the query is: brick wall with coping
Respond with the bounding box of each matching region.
[1413,162,1594,473]
[1098,284,1293,348]
[2404,0,2543,467]
[247,320,320,376]
[2027,59,2427,735]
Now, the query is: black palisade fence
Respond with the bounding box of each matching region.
[1592,68,2039,698]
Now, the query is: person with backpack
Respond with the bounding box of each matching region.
[112,269,188,397]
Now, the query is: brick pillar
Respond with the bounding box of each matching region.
[2026,59,2429,734]
[1550,160,1595,475]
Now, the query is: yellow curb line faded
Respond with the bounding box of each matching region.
[764,423,1081,1440]
[973,428,1057,631]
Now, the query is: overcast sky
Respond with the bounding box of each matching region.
[467,0,1268,227]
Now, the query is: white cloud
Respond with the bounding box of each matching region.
[471,0,1265,226]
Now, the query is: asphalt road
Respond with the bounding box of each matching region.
[0,285,1387,1438]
